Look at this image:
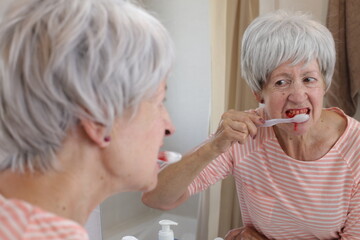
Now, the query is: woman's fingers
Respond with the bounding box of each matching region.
[240,227,268,240]
[224,227,243,240]
[224,226,268,240]
[220,110,264,141]
[210,110,264,155]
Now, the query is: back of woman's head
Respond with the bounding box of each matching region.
[0,0,174,172]
[241,10,335,92]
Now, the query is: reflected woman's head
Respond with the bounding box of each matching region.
[241,10,335,93]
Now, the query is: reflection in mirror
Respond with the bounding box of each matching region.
[99,0,211,239]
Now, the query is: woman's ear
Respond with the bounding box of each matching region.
[80,119,111,148]
[253,91,264,104]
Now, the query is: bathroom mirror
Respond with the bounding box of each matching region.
[93,0,360,239]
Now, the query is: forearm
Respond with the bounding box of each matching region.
[143,110,263,210]
[142,140,219,210]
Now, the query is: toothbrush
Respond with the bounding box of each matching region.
[261,114,309,127]
[157,151,182,165]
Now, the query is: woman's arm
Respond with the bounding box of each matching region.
[142,141,219,210]
[142,110,264,210]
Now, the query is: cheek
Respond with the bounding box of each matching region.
[315,87,325,100]
[264,92,286,110]
[309,87,325,106]
[311,89,325,114]
[139,119,166,155]
[264,92,287,118]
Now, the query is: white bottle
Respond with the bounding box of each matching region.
[158,219,178,240]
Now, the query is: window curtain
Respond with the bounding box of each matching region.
[217,0,259,237]
[202,0,259,239]
[325,0,360,116]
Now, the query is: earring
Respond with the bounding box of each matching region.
[104,136,111,142]
[260,99,265,104]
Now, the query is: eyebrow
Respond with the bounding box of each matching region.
[271,72,292,79]
[301,71,320,76]
[271,70,320,79]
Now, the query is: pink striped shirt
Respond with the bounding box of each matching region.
[0,194,89,240]
[189,108,360,239]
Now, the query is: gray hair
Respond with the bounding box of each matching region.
[241,10,335,92]
[0,0,174,172]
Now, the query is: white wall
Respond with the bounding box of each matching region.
[144,0,212,154]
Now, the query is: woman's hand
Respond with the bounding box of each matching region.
[224,226,268,240]
[209,110,264,155]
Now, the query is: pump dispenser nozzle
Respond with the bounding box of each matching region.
[158,219,178,240]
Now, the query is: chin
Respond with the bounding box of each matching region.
[137,164,159,192]
[140,174,158,192]
[141,181,158,192]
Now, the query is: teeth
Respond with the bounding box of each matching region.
[288,109,308,115]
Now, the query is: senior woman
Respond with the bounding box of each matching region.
[142,10,360,240]
[0,0,174,239]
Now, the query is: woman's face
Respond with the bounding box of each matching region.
[105,81,175,192]
[259,59,326,135]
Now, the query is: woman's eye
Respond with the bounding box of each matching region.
[275,80,287,86]
[304,77,316,83]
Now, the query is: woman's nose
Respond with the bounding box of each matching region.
[164,109,175,136]
[288,82,308,103]
[165,124,175,136]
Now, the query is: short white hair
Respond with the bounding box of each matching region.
[0,0,174,172]
[241,10,335,92]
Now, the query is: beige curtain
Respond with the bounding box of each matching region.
[208,0,259,238]
[325,0,360,116]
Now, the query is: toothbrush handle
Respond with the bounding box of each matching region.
[260,119,278,127]
[260,118,292,127]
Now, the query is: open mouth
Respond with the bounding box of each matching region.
[285,108,310,118]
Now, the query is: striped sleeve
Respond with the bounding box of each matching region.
[188,148,234,195]
[340,117,360,239]
[188,124,264,196]
[340,182,360,239]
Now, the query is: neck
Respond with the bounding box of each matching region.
[274,131,317,160]
[0,132,113,225]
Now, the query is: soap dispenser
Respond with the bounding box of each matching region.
[158,219,178,240]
